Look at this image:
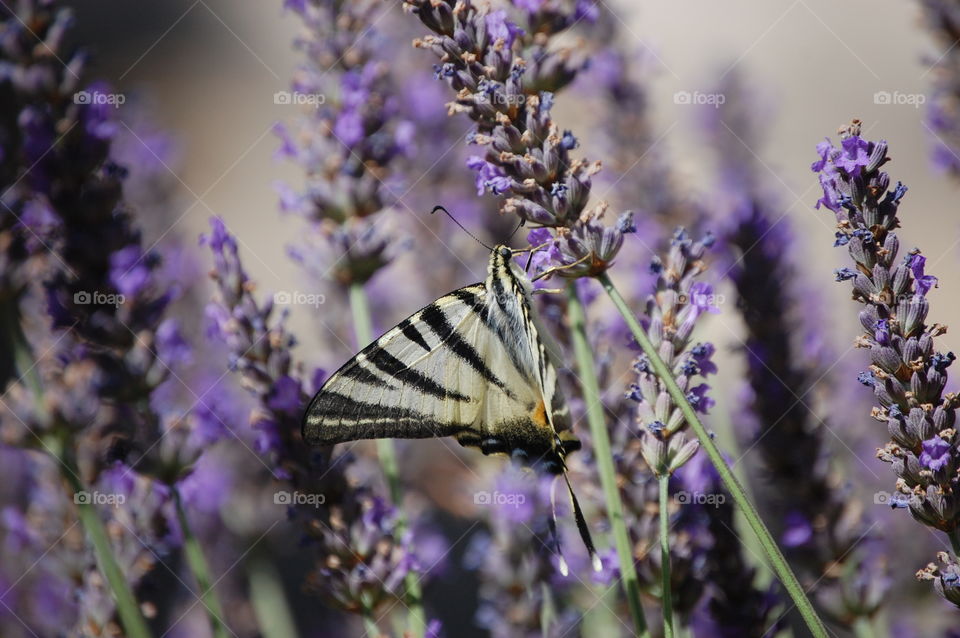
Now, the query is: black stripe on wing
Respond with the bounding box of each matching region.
[303,391,468,444]
[362,346,472,402]
[420,298,518,402]
[341,362,397,388]
[452,287,529,383]
[396,318,431,352]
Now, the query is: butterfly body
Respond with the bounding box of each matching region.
[302,246,579,475]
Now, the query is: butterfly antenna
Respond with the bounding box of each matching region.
[507,217,525,241]
[549,477,570,577]
[430,205,493,251]
[563,471,602,572]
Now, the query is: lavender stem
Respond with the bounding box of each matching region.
[853,617,877,638]
[47,434,153,638]
[658,474,674,638]
[598,272,829,638]
[247,557,298,638]
[347,282,426,637]
[173,488,229,638]
[565,283,650,637]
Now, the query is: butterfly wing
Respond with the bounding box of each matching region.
[301,283,543,452]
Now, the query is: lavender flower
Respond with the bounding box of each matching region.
[203,217,324,487]
[0,0,182,483]
[464,468,579,638]
[404,0,632,276]
[276,0,413,286]
[628,229,717,476]
[306,492,415,614]
[203,218,434,622]
[0,4,225,635]
[811,119,960,606]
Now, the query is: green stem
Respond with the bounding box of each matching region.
[852,616,877,638]
[248,555,299,638]
[658,473,674,638]
[173,488,229,638]
[348,283,426,638]
[2,301,47,419]
[48,436,153,638]
[598,273,829,638]
[565,284,650,638]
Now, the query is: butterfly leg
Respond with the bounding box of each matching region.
[530,253,592,282]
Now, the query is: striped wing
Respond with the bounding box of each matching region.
[302,278,574,470]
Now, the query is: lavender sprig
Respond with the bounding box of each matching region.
[811,119,960,607]
[0,3,224,635]
[465,470,579,638]
[628,229,718,477]
[276,2,429,632]
[404,0,633,276]
[625,230,717,637]
[601,275,830,637]
[203,218,421,629]
[276,0,411,285]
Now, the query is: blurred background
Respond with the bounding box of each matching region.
[5,0,959,636]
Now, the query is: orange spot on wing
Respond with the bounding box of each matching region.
[531,399,549,428]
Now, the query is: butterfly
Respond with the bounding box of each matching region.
[302,243,601,573]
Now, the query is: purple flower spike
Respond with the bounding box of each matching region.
[811,121,960,608]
